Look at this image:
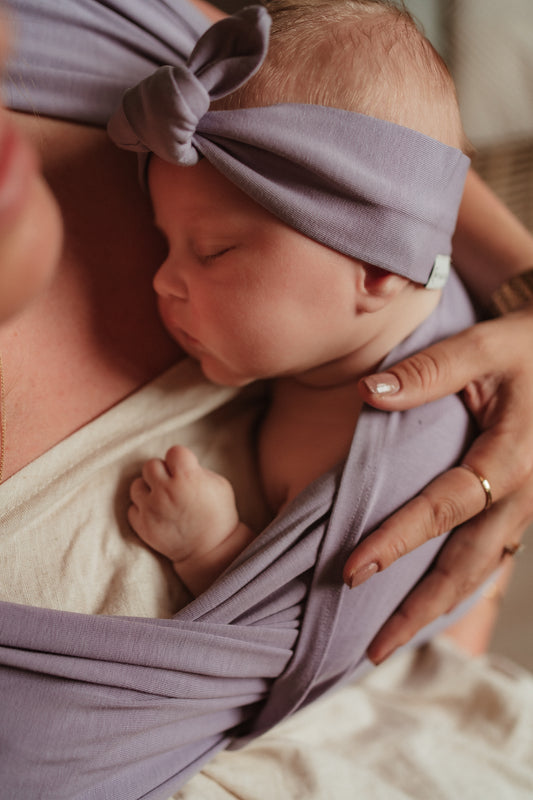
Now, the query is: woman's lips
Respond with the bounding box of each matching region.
[0,119,36,228]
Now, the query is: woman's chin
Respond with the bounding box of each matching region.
[0,175,63,322]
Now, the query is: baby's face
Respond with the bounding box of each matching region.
[150,156,361,387]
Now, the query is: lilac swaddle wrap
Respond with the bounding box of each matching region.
[2,3,477,798]
[0,292,478,799]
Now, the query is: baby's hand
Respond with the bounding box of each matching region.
[128,445,242,566]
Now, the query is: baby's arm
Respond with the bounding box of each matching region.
[128,445,254,596]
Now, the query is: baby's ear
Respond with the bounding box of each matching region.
[355,263,408,313]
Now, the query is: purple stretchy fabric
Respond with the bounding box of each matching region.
[3,2,478,798]
[1,275,478,799]
[107,6,470,286]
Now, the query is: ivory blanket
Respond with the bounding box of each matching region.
[178,638,533,800]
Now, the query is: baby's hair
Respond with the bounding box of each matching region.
[214,0,469,152]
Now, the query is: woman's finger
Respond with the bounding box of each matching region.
[343,466,487,588]
[346,305,533,588]
[360,324,492,407]
[365,488,530,664]
[359,310,533,410]
[343,415,531,589]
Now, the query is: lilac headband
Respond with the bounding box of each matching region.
[108,5,470,288]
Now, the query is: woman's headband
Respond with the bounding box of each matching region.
[108,6,470,288]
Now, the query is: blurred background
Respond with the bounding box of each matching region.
[213,0,533,670]
[407,0,533,234]
[404,2,533,673]
[383,0,533,673]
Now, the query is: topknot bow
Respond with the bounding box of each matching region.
[107,6,271,166]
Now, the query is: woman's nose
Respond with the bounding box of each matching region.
[153,259,188,300]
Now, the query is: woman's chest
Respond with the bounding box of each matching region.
[0,116,182,482]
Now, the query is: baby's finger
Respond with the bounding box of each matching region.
[141,457,170,486]
[165,445,199,476]
[127,502,141,532]
[129,476,150,505]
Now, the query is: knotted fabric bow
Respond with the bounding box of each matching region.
[108,5,470,288]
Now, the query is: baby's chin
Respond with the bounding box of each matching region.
[171,331,263,387]
[196,357,257,389]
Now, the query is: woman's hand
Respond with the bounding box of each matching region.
[343,305,533,664]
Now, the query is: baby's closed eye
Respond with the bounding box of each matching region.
[197,245,237,263]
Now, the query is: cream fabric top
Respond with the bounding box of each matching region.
[0,358,268,617]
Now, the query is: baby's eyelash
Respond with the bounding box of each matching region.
[202,246,235,262]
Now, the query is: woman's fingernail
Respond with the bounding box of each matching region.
[347,561,379,588]
[362,373,400,396]
[370,644,397,666]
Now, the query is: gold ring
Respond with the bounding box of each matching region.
[460,463,493,511]
[502,543,525,558]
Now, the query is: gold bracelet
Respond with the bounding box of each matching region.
[490,267,533,315]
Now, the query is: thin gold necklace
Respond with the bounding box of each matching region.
[0,354,5,483]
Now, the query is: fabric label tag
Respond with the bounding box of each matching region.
[425,254,451,290]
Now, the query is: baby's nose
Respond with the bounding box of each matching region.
[153,260,188,300]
